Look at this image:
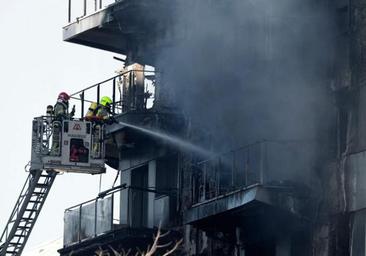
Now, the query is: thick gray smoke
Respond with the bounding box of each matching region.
[156,0,335,184]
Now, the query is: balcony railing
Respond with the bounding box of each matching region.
[64,189,116,246]
[63,185,168,246]
[191,140,314,205]
[69,68,156,120]
[67,0,118,23]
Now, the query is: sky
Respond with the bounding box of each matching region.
[0,1,122,252]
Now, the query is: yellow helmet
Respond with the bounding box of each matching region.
[100,96,112,107]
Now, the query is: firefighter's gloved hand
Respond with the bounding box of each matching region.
[70,105,76,117]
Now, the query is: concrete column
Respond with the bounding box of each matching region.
[120,169,131,225]
[147,160,156,228]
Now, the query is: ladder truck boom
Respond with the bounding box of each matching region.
[0,171,56,256]
[0,116,106,255]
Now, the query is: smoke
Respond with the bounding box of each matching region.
[155,0,335,184]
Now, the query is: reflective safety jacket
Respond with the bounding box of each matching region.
[84,103,110,122]
[96,106,110,120]
[85,102,98,121]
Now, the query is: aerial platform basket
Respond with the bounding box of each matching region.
[30,116,106,174]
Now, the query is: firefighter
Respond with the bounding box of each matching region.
[53,92,74,120]
[45,105,54,124]
[84,96,112,122]
[46,105,54,116]
[51,92,74,155]
[96,96,113,121]
[88,96,113,158]
[85,101,99,121]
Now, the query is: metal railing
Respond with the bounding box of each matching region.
[191,141,265,204]
[31,116,104,159]
[64,192,114,246]
[67,0,117,23]
[63,185,160,246]
[31,116,54,156]
[191,140,313,204]
[69,69,156,120]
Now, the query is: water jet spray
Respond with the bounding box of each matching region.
[117,121,214,158]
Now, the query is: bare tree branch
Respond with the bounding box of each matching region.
[108,245,132,256]
[145,228,161,256]
[162,239,183,256]
[160,230,171,238]
[157,241,172,249]
[93,225,182,256]
[123,248,131,256]
[144,226,181,256]
[136,247,143,256]
[96,247,106,256]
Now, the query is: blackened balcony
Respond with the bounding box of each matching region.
[68,65,185,169]
[184,141,315,234]
[69,65,156,118]
[63,0,174,64]
[58,185,176,256]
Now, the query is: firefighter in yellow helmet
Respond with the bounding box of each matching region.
[89,96,114,158]
[96,96,113,121]
[85,96,112,122]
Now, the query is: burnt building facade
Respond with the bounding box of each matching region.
[57,0,366,255]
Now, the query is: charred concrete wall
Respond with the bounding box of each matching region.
[99,0,366,255]
[151,0,366,255]
[152,1,338,255]
[154,0,336,195]
[340,0,366,255]
[285,0,366,255]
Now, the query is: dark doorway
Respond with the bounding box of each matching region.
[130,165,148,227]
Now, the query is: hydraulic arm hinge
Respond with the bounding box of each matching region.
[0,170,57,256]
